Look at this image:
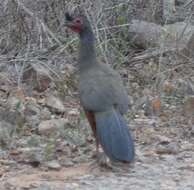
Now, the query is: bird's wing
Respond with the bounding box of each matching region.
[79,66,129,113]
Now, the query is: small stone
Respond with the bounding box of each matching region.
[38,118,68,135]
[0,159,16,166]
[35,184,52,190]
[184,95,194,118]
[0,121,14,147]
[163,80,174,94]
[45,160,61,170]
[25,101,40,116]
[25,115,40,129]
[7,96,24,111]
[72,155,88,163]
[155,142,179,155]
[40,108,51,120]
[24,101,41,128]
[23,63,51,92]
[46,95,65,113]
[191,125,194,134]
[18,147,43,166]
[60,158,74,167]
[68,108,79,116]
[156,135,171,144]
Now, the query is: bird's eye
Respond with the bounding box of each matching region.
[75,19,81,24]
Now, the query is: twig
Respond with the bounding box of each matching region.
[15,0,62,46]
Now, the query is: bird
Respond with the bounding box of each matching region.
[65,12,135,165]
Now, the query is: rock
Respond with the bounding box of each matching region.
[183,95,194,128]
[183,95,194,117]
[25,116,40,129]
[130,20,194,60]
[38,119,68,135]
[24,101,41,128]
[163,80,175,94]
[1,109,25,127]
[155,142,179,155]
[40,108,51,120]
[3,95,25,126]
[25,101,40,116]
[0,159,16,166]
[18,147,43,166]
[129,20,162,48]
[45,95,65,113]
[60,158,74,167]
[156,135,171,144]
[0,121,15,147]
[0,85,9,103]
[23,63,51,92]
[72,155,88,163]
[191,125,194,134]
[68,108,79,116]
[33,184,52,190]
[26,134,42,147]
[45,160,61,170]
[163,22,194,58]
[7,96,24,111]
[181,141,193,151]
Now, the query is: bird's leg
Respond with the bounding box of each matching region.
[93,140,111,168]
[84,110,98,154]
[96,152,112,168]
[95,138,99,154]
[84,110,111,169]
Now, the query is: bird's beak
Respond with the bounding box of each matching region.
[64,21,74,28]
[65,12,73,21]
[64,12,74,28]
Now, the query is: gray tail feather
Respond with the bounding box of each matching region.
[95,109,134,162]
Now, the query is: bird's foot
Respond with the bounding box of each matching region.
[89,151,134,172]
[89,152,111,171]
[96,152,112,168]
[109,160,135,173]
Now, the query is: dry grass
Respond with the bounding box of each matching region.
[0,1,164,82]
[0,0,194,113]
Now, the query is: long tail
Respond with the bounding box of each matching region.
[95,108,134,162]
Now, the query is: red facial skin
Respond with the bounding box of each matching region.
[70,25,81,33]
[69,18,82,33]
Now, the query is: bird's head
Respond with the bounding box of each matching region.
[65,12,91,34]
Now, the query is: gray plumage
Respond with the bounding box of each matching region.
[65,12,134,162]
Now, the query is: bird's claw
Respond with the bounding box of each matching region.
[89,152,112,171]
[89,151,134,172]
[96,152,112,168]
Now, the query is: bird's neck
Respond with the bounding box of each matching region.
[78,30,96,72]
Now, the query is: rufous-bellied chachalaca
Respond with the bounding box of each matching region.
[65,12,135,164]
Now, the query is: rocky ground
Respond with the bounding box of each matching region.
[1,119,194,190]
[1,68,194,189]
[1,1,194,189]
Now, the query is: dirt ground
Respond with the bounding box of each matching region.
[1,120,194,190]
[1,1,194,189]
